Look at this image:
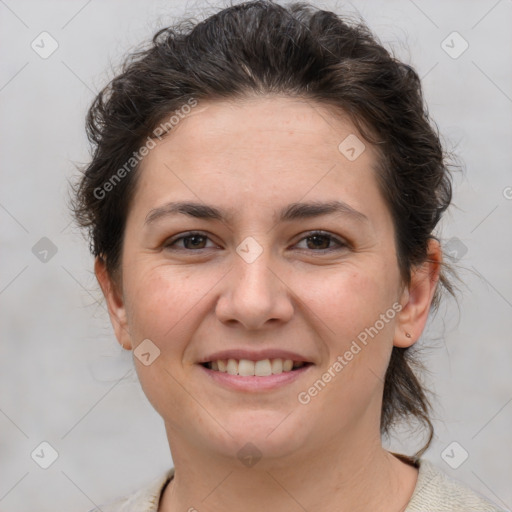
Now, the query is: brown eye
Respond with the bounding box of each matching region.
[182,234,208,249]
[295,231,347,252]
[164,232,215,250]
[306,234,331,250]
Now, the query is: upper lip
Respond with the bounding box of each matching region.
[198,349,313,364]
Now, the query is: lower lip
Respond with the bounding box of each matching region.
[198,364,313,391]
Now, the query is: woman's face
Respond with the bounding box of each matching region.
[100,96,433,463]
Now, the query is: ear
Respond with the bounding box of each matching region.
[394,238,442,348]
[94,257,133,350]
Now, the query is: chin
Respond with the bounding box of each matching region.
[209,409,310,462]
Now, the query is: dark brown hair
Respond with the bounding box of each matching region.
[72,0,460,458]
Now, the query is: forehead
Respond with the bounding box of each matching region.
[152,95,371,161]
[131,95,385,223]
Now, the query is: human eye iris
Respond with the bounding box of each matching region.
[163,231,346,253]
[296,231,347,252]
[164,232,214,250]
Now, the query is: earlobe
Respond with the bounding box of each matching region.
[94,257,133,350]
[393,239,442,348]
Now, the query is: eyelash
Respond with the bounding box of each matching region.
[163,230,348,253]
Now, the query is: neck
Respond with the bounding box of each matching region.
[159,430,418,512]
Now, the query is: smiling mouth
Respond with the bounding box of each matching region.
[200,358,312,377]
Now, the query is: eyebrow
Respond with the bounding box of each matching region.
[145,200,368,226]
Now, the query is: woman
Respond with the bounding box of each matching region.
[73,1,504,510]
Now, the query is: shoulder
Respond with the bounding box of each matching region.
[406,458,505,511]
[87,468,174,512]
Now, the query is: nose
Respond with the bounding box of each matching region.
[215,248,294,330]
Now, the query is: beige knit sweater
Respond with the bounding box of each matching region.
[89,458,505,511]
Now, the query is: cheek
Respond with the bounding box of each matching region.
[122,262,222,345]
[298,267,399,424]
[297,262,400,346]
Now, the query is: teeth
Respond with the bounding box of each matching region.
[226,358,238,375]
[207,358,306,376]
[254,359,272,376]
[238,359,255,376]
[271,358,283,374]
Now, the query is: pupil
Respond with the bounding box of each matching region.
[308,235,329,250]
[185,235,205,249]
[183,235,330,250]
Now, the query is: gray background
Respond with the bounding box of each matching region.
[1,0,511,510]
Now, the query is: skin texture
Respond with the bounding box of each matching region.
[96,96,441,512]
